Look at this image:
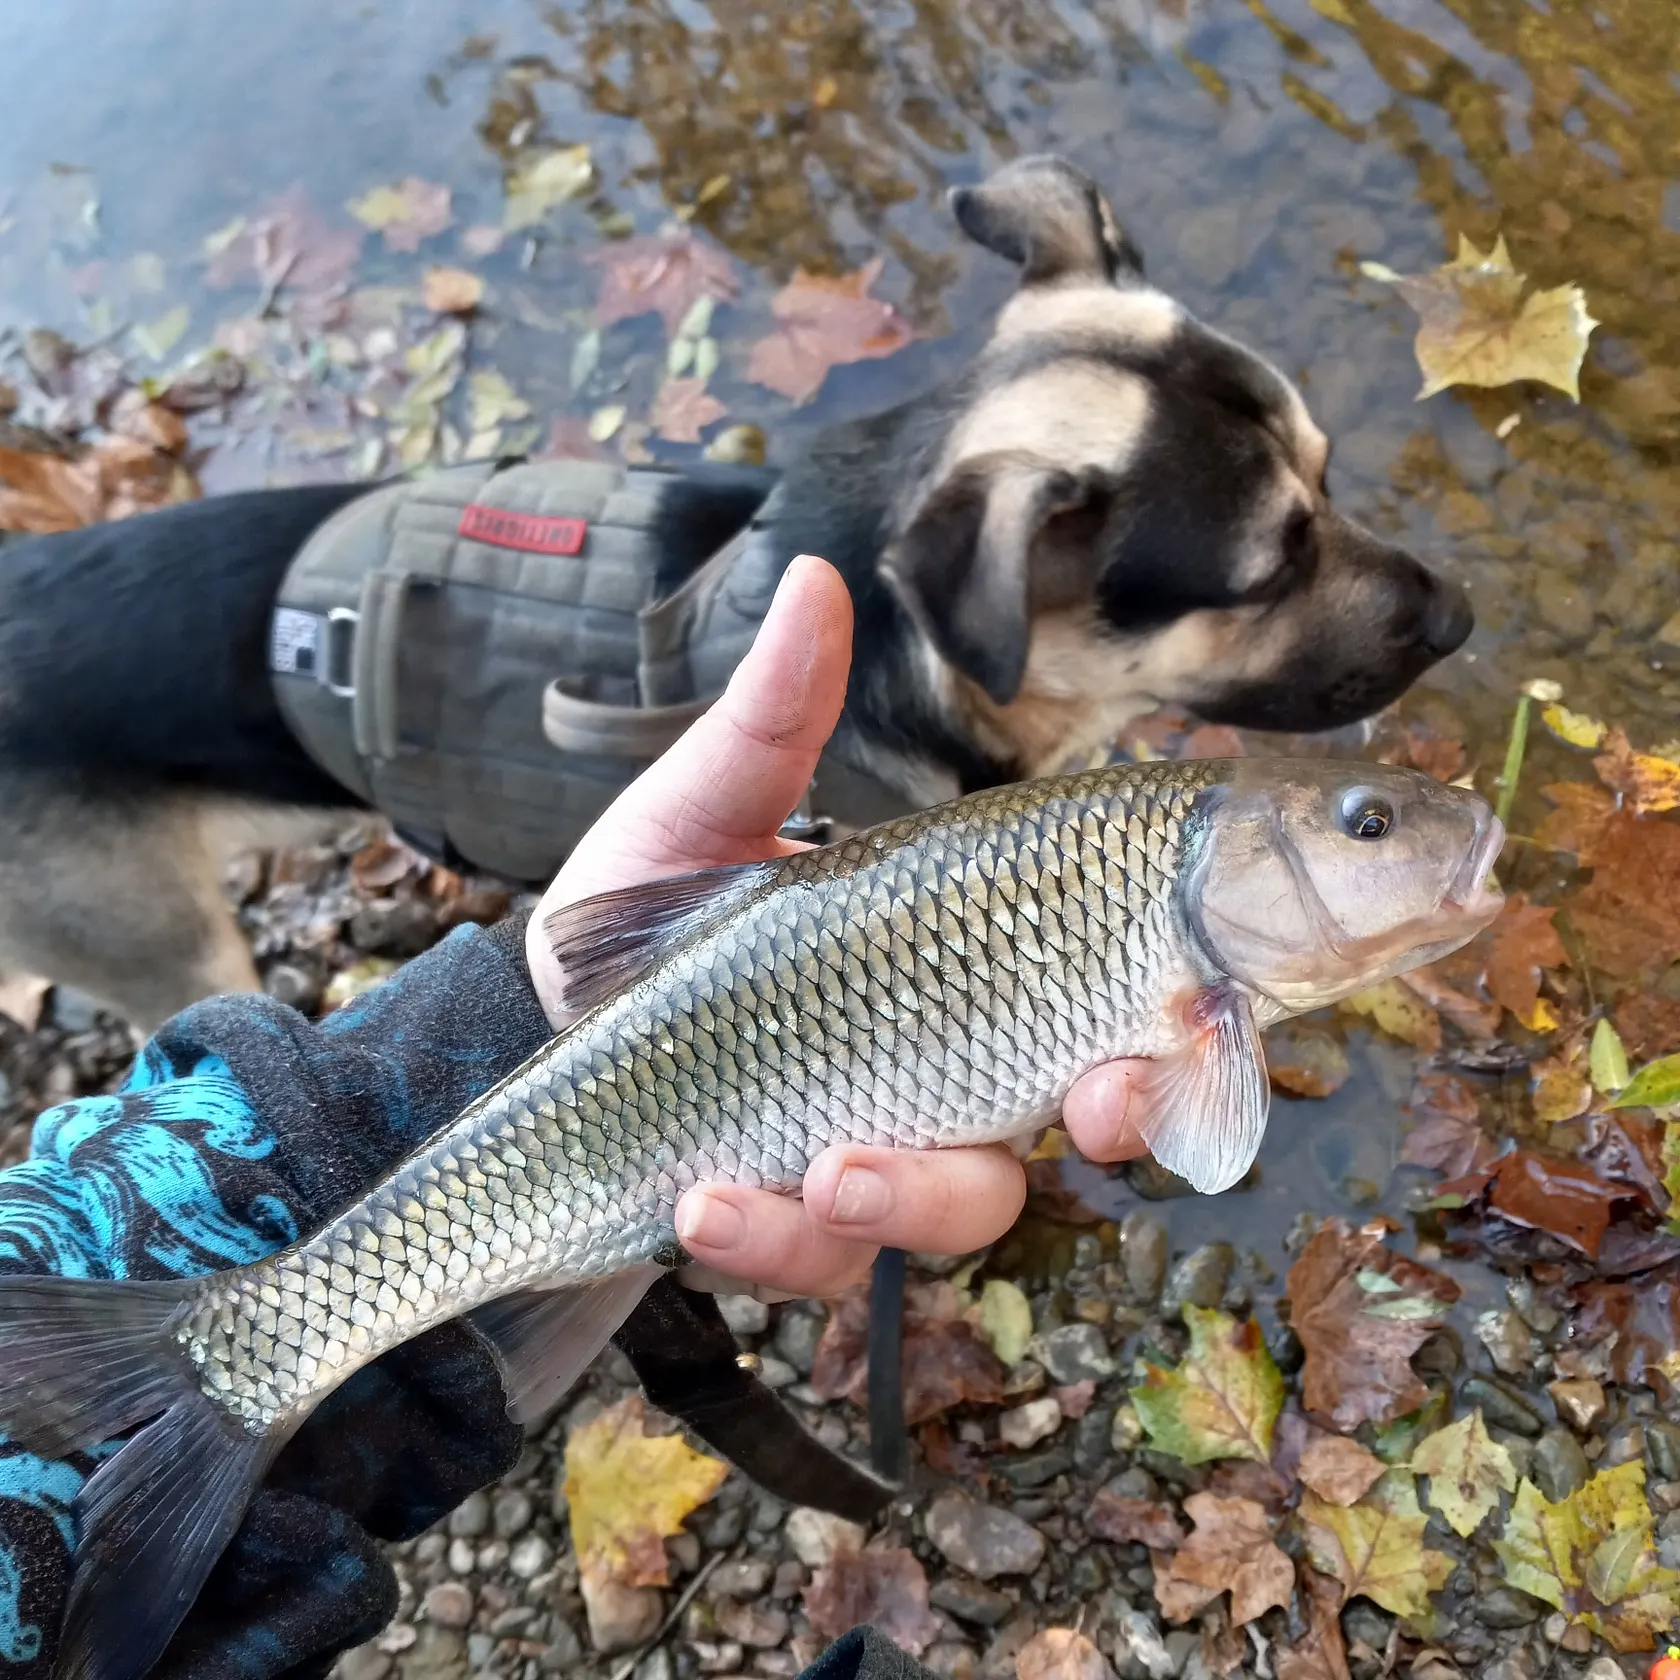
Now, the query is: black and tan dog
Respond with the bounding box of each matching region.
[0,155,1471,1030]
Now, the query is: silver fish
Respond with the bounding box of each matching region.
[0,759,1502,1677]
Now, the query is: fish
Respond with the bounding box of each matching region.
[0,758,1502,1678]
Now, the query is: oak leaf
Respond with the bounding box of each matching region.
[747,258,914,404]
[562,1395,727,1588]
[1363,234,1597,400]
[1301,1470,1453,1620]
[1015,1628,1114,1680]
[1298,1435,1387,1507]
[803,1543,941,1656]
[1153,1493,1292,1627]
[347,177,452,253]
[1130,1305,1283,1466]
[1484,1149,1629,1257]
[1410,1410,1516,1536]
[1285,1219,1460,1432]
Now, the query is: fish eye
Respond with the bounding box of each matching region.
[1339,788,1395,840]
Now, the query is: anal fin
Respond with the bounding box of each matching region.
[1133,987,1270,1195]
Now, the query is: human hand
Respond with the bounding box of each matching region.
[528,553,1151,1302]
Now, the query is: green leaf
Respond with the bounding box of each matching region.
[1410,1410,1517,1536]
[1591,1019,1631,1096]
[1612,1055,1680,1112]
[1129,1306,1283,1466]
[976,1279,1033,1367]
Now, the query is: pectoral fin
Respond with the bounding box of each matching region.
[1133,988,1269,1195]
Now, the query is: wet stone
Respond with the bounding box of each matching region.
[1033,1323,1116,1384]
[709,1559,773,1600]
[1475,1310,1535,1378]
[1342,1602,1391,1649]
[694,1499,747,1551]
[537,1620,583,1673]
[1475,1585,1547,1628]
[581,1574,663,1654]
[929,1576,1015,1627]
[1111,1609,1174,1680]
[1648,1419,1680,1481]
[785,1507,865,1568]
[757,1354,798,1389]
[397,1627,467,1680]
[925,1492,1047,1579]
[1547,1378,1607,1434]
[508,1535,552,1579]
[337,1648,393,1680]
[1074,1406,1117,1473]
[422,1582,474,1629]
[773,1306,825,1375]
[635,1651,674,1680]
[1533,1428,1591,1502]
[992,1444,1074,1488]
[715,1600,790,1647]
[487,1607,535,1637]
[717,1293,771,1337]
[1121,1214,1169,1302]
[464,1635,493,1670]
[447,1492,490,1539]
[1462,1376,1544,1437]
[1161,1244,1235,1318]
[998,1398,1062,1450]
[1508,1276,1562,1335]
[1163,1630,1198,1674]
[1603,1422,1645,1468]
[491,1489,533,1539]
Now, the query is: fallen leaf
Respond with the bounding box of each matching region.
[323,957,399,1009]
[803,1543,942,1656]
[1591,1019,1632,1097]
[1614,1055,1680,1112]
[503,144,594,232]
[133,304,190,362]
[1299,1436,1387,1507]
[1015,1628,1114,1680]
[423,266,483,313]
[350,836,425,896]
[1532,1049,1594,1125]
[563,1394,727,1588]
[1401,1081,1498,1178]
[1155,1493,1292,1627]
[1410,1410,1517,1536]
[1574,1266,1680,1387]
[1301,1469,1454,1619]
[1614,994,1680,1063]
[1086,1491,1184,1549]
[1535,781,1618,863]
[746,258,915,404]
[0,444,103,532]
[1276,1566,1353,1680]
[1342,980,1441,1052]
[1265,1022,1351,1099]
[1494,1461,1680,1652]
[1130,1305,1284,1466]
[588,230,739,335]
[1594,728,1680,816]
[1568,812,1680,983]
[1543,704,1607,750]
[1484,895,1568,1024]
[1401,962,1503,1041]
[977,1278,1034,1367]
[460,224,506,258]
[109,391,189,453]
[651,376,725,444]
[348,177,452,253]
[1285,1219,1460,1432]
[1364,234,1597,400]
[466,370,531,435]
[811,1279,1005,1424]
[0,974,51,1030]
[1484,1149,1629,1257]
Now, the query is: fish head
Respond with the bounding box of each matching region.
[1184,760,1505,1015]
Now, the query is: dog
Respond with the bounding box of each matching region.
[0,155,1472,1032]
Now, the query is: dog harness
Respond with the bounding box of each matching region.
[268,458,908,881]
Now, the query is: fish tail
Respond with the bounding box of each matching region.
[0,1274,274,1680]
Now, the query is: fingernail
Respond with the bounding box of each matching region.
[829,1165,893,1225]
[676,1190,746,1251]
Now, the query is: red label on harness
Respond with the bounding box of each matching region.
[458,504,588,555]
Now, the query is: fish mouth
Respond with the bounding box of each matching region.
[1443,811,1507,921]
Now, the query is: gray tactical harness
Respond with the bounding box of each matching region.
[268,459,909,880]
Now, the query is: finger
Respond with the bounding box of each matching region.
[673,1184,880,1300]
[800,1144,1026,1254]
[1062,1059,1154,1163]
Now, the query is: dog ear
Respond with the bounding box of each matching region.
[885,452,1103,707]
[949,155,1144,286]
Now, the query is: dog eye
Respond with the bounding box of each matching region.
[1283,508,1316,570]
[1339,788,1395,840]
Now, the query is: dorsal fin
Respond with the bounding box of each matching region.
[544,859,779,1017]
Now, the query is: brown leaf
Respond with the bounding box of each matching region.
[1484,1150,1628,1258]
[0,444,103,532]
[1276,1566,1353,1680]
[1574,1265,1680,1387]
[1536,781,1617,863]
[1613,993,1680,1062]
[651,377,725,444]
[1086,1492,1184,1549]
[1400,964,1502,1041]
[348,177,453,254]
[1381,729,1467,785]
[1594,728,1680,816]
[1151,1555,1219,1623]
[802,1543,941,1657]
[1286,1219,1460,1432]
[588,231,739,334]
[1567,812,1680,983]
[1155,1493,1292,1627]
[109,391,190,453]
[1015,1628,1114,1680]
[206,187,362,299]
[350,836,425,896]
[423,266,484,314]
[1401,1079,1498,1178]
[1177,723,1246,759]
[537,416,616,464]
[811,1280,1005,1424]
[1299,1436,1388,1506]
[1484,895,1568,1023]
[746,258,914,404]
[1205,1457,1292,1514]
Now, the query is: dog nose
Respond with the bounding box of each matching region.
[1422,578,1474,656]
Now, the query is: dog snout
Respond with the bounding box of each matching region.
[1420,573,1474,658]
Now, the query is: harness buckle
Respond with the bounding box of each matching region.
[778,784,833,844]
[323,607,360,698]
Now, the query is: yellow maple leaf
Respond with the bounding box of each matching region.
[563,1395,728,1588]
[1364,235,1598,401]
[1341,979,1441,1053]
[1410,1409,1517,1537]
[1301,1470,1454,1620]
[1542,704,1607,751]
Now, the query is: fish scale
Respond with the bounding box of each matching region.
[177,763,1210,1432]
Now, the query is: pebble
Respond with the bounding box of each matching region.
[337,1648,393,1680]
[1032,1324,1116,1384]
[717,1293,771,1337]
[930,1577,1016,1627]
[1533,1427,1591,1500]
[1461,1375,1544,1436]
[1110,1610,1174,1680]
[580,1574,663,1654]
[448,1492,490,1539]
[636,1651,675,1680]
[445,1537,475,1576]
[537,1619,583,1673]
[1120,1215,1169,1302]
[491,1489,533,1539]
[785,1507,866,1568]
[1507,1276,1561,1335]
[924,1639,979,1680]
[1074,1406,1117,1473]
[1160,1244,1234,1318]
[488,1607,535,1637]
[715,1600,791,1647]
[709,1559,774,1600]
[925,1492,1048,1579]
[1648,1419,1680,1481]
[508,1535,552,1580]
[772,1307,825,1375]
[757,1354,798,1389]
[1111,1407,1144,1453]
[1584,1662,1627,1680]
[992,1445,1074,1489]
[464,1634,493,1670]
[475,1539,508,1573]
[1475,1309,1535,1377]
[397,1626,467,1680]
[1547,1378,1607,1434]
[1475,1585,1546,1628]
[264,961,322,1013]
[998,1398,1062,1450]
[1602,1421,1645,1467]
[422,1582,475,1630]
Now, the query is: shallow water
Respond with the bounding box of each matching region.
[1,0,1676,1266]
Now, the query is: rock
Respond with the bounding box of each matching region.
[50,987,103,1033]
[264,961,322,1013]
[695,1500,748,1550]
[1583,1661,1627,1680]
[1342,1602,1391,1649]
[930,1576,1015,1627]
[1032,1324,1116,1384]
[1533,1427,1591,1501]
[1657,609,1680,648]
[924,1640,978,1680]
[1121,1215,1169,1302]
[1074,1406,1117,1473]
[1110,1610,1174,1680]
[537,1621,584,1672]
[992,1445,1074,1488]
[1547,1378,1607,1434]
[786,1506,866,1568]
[349,900,439,958]
[999,1398,1062,1450]
[1532,570,1593,642]
[1603,1421,1646,1467]
[445,1537,475,1576]
[491,1489,534,1539]
[1507,1275,1561,1335]
[1111,1407,1144,1453]
[422,1582,475,1630]
[1163,1631,1197,1674]
[635,1651,675,1680]
[1475,1585,1546,1628]
[488,1607,536,1637]
[773,1306,825,1375]
[716,1600,790,1647]
[1124,1158,1198,1200]
[717,1293,771,1337]
[925,1493,1047,1579]
[465,1635,493,1670]
[757,1353,798,1388]
[1160,1244,1235,1318]
[1461,1376,1544,1436]
[1475,1309,1535,1377]
[508,1536,552,1580]
[337,1647,394,1680]
[398,1626,467,1680]
[749,1491,788,1535]
[475,1539,508,1573]
[580,1573,663,1654]
[709,1559,774,1600]
[1649,1420,1680,1482]
[446,1491,490,1538]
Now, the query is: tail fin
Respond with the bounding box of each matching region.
[0,1275,273,1680]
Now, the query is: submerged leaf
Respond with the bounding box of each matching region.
[348,177,453,253]
[1484,895,1568,1025]
[1614,1056,1680,1113]
[504,144,594,231]
[746,258,914,404]
[1130,1305,1284,1466]
[1410,1410,1517,1536]
[589,230,738,335]
[1594,728,1680,816]
[1543,704,1607,750]
[1341,980,1440,1052]
[422,266,484,314]
[1591,1019,1632,1097]
[651,377,725,444]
